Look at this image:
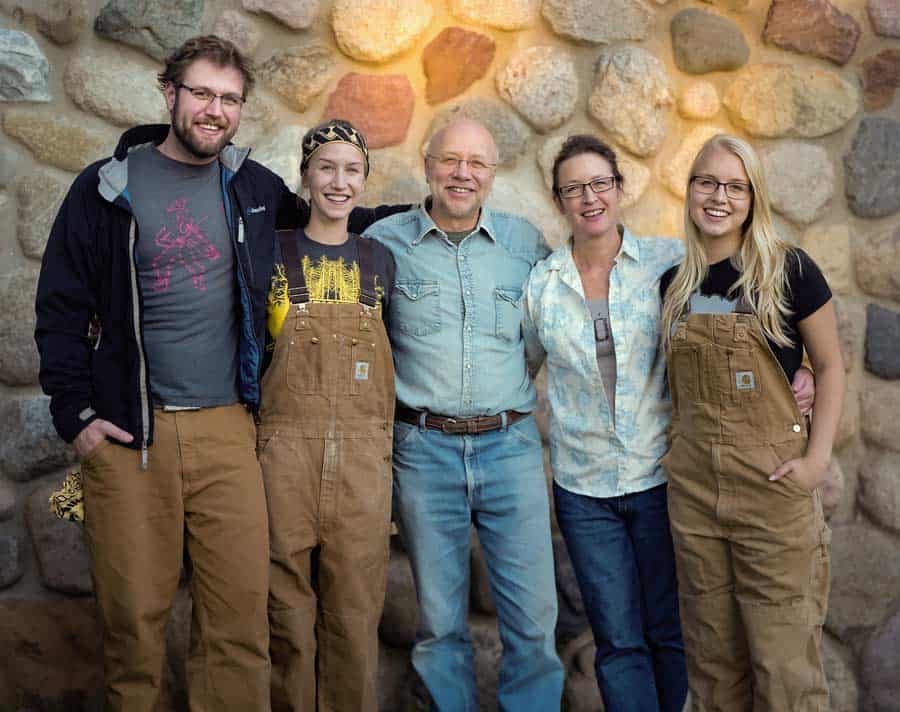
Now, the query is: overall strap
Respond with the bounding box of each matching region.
[276,229,310,305]
[356,237,379,308]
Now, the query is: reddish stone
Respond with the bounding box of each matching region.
[861,49,900,110]
[763,0,861,65]
[323,73,415,149]
[867,0,900,37]
[423,27,496,105]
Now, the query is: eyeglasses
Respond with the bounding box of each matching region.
[557,176,618,200]
[426,154,497,174]
[690,176,752,200]
[177,83,245,109]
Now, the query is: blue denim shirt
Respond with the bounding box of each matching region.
[523,228,685,497]
[364,203,550,416]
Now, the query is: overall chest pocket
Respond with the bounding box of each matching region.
[494,286,523,341]
[392,280,441,337]
[286,311,323,395]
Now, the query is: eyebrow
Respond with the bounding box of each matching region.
[694,173,749,183]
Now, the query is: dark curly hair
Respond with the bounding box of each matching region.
[157,35,255,98]
[551,134,624,198]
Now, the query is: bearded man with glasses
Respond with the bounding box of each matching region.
[34,34,407,712]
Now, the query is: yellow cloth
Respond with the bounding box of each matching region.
[49,469,85,523]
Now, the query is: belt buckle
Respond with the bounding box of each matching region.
[441,417,457,434]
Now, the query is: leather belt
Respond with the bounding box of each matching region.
[395,407,528,435]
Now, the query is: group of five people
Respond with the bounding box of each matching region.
[34,35,842,712]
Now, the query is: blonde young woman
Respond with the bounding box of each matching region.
[660,134,844,711]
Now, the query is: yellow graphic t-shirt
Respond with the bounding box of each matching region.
[266,232,394,345]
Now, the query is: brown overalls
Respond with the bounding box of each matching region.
[258,231,395,712]
[663,306,830,712]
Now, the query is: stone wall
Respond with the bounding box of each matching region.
[0,0,898,709]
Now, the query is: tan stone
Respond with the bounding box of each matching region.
[258,44,335,113]
[332,0,433,63]
[423,27,495,105]
[855,224,900,302]
[232,90,278,148]
[15,167,69,261]
[723,63,859,138]
[0,269,41,387]
[212,10,262,56]
[700,0,751,10]
[762,141,834,224]
[543,0,653,43]
[677,81,721,120]
[799,224,850,295]
[2,109,114,173]
[588,46,673,158]
[661,125,729,198]
[323,73,415,149]
[496,47,578,133]
[861,375,900,452]
[64,52,165,128]
[0,0,90,45]
[447,0,537,30]
[241,0,318,30]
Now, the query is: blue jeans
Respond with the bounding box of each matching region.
[554,481,687,712]
[392,415,564,712]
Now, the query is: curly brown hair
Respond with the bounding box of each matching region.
[157,35,255,98]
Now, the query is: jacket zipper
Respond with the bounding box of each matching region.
[128,218,150,468]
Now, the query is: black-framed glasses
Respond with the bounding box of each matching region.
[690,176,752,200]
[425,154,497,174]
[177,83,245,109]
[557,176,618,200]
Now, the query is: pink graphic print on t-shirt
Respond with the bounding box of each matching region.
[151,198,221,292]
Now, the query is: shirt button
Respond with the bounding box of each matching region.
[792,423,802,433]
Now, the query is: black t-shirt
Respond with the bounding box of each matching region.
[265,231,395,364]
[660,248,832,381]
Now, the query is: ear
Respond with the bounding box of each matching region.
[163,82,177,112]
[553,193,565,216]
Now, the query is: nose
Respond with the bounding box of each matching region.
[331,167,348,188]
[581,185,597,204]
[202,96,226,117]
[451,159,472,179]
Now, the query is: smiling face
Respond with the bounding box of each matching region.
[302,141,367,224]
[162,58,244,164]
[688,144,753,254]
[425,120,497,232]
[554,151,621,243]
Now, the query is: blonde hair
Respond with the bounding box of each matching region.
[660,134,794,350]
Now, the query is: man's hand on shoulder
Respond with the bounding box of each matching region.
[74,419,133,460]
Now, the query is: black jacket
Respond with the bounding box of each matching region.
[34,124,404,459]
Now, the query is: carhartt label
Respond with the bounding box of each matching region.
[735,371,755,391]
[355,361,370,380]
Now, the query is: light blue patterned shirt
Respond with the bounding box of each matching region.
[523,228,684,497]
[365,202,550,416]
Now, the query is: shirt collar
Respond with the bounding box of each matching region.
[411,196,498,246]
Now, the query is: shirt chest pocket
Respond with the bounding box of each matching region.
[392,280,441,337]
[494,286,523,341]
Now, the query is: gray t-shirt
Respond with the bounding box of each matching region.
[587,298,617,421]
[128,146,239,407]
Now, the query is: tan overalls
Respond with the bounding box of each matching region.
[663,305,830,712]
[258,230,395,712]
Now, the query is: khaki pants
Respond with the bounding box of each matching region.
[81,404,270,712]
[664,312,830,712]
[259,297,395,712]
